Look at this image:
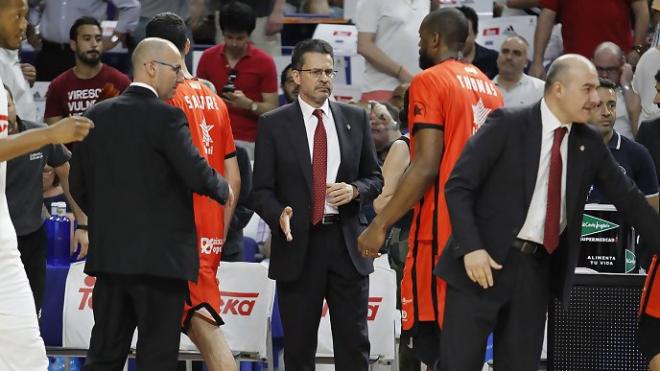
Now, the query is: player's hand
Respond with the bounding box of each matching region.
[358,222,385,259]
[464,249,502,289]
[280,206,293,242]
[72,229,89,260]
[326,182,356,207]
[45,116,94,144]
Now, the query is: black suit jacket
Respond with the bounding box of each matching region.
[437,102,660,303]
[69,85,229,281]
[251,100,383,281]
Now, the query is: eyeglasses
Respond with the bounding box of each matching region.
[150,60,183,75]
[297,68,338,79]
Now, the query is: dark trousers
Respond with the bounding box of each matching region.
[277,223,370,371]
[17,224,47,312]
[35,39,75,81]
[438,248,550,371]
[83,274,188,371]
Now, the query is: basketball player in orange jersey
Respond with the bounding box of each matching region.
[359,8,504,368]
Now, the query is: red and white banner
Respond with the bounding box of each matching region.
[179,262,276,358]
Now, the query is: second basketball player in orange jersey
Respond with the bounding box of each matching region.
[147,13,240,371]
[359,8,503,367]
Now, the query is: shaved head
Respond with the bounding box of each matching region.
[545,54,596,93]
[131,37,179,69]
[420,7,469,53]
[593,41,624,61]
[544,54,600,124]
[132,37,183,99]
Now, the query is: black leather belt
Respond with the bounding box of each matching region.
[320,214,340,225]
[512,238,546,256]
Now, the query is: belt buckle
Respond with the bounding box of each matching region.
[321,214,337,225]
[521,240,540,254]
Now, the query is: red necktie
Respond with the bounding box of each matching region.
[311,109,327,225]
[543,127,567,254]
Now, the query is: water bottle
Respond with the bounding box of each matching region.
[46,202,71,265]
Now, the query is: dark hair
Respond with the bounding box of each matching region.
[598,78,616,90]
[656,69,660,83]
[422,8,469,53]
[69,16,101,41]
[219,2,256,35]
[457,6,478,34]
[280,63,293,86]
[146,12,188,52]
[291,39,334,70]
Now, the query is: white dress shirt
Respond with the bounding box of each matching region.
[518,99,572,244]
[298,95,341,215]
[493,73,545,108]
[0,49,36,122]
[29,0,140,44]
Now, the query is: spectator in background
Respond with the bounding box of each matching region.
[636,70,660,184]
[0,3,37,122]
[356,0,428,101]
[43,165,70,213]
[593,42,640,139]
[279,63,298,105]
[634,47,660,124]
[130,0,193,69]
[369,101,400,164]
[222,146,254,262]
[5,85,89,314]
[44,17,131,126]
[586,78,658,209]
[197,2,278,160]
[457,6,499,79]
[493,34,544,108]
[212,0,285,57]
[28,0,140,81]
[530,0,649,78]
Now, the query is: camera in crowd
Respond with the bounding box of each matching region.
[222,69,238,94]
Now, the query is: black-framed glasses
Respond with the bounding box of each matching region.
[150,60,183,75]
[297,68,338,79]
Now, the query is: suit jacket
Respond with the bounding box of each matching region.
[636,117,660,184]
[69,85,230,281]
[251,100,383,281]
[437,101,660,303]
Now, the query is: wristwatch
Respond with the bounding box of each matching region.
[250,101,258,113]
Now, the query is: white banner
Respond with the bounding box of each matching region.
[475,16,537,60]
[316,264,397,361]
[63,261,275,360]
[62,261,96,348]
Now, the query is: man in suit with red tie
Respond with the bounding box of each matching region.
[435,54,660,371]
[251,39,383,371]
